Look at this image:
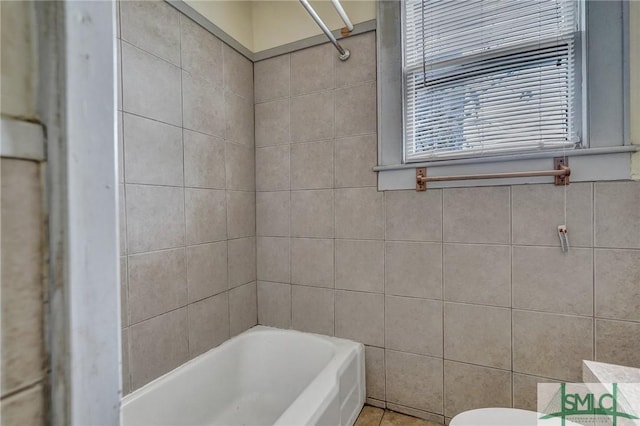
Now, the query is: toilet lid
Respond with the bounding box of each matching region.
[450,408,584,426]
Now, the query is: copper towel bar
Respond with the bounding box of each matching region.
[416,157,570,191]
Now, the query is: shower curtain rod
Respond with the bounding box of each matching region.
[298,0,351,61]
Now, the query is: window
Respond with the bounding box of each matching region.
[402,0,581,162]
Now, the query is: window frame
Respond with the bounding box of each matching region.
[375,0,636,190]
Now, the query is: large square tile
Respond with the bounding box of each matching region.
[513,310,593,381]
[443,187,510,244]
[256,191,290,237]
[225,143,255,191]
[188,293,229,358]
[291,43,334,95]
[334,134,378,188]
[254,55,290,103]
[257,237,290,283]
[335,187,384,239]
[257,281,291,329]
[513,373,561,411]
[386,296,442,357]
[129,308,189,389]
[595,181,640,249]
[385,350,443,414]
[225,91,254,147]
[595,319,640,368]
[185,188,227,244]
[125,184,184,253]
[291,190,334,238]
[182,71,225,138]
[335,239,384,293]
[123,113,183,186]
[186,242,227,303]
[291,238,334,288]
[228,237,257,288]
[595,249,640,321]
[256,145,290,191]
[444,244,510,307]
[121,42,181,126]
[226,191,255,239]
[255,99,290,147]
[223,45,253,101]
[290,91,334,142]
[385,241,442,299]
[229,282,257,336]
[444,303,511,370]
[128,248,187,324]
[291,285,334,336]
[385,190,442,242]
[0,383,44,425]
[335,32,376,88]
[513,246,593,316]
[365,346,385,401]
[335,290,384,347]
[180,15,222,86]
[335,82,377,137]
[290,140,333,190]
[183,130,226,189]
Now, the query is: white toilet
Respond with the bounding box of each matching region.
[450,408,584,426]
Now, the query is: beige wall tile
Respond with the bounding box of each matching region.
[385,241,442,299]
[121,42,182,126]
[257,281,291,329]
[123,113,183,186]
[188,293,229,358]
[334,134,378,188]
[444,244,510,307]
[335,32,376,88]
[512,373,560,411]
[512,183,593,247]
[290,140,334,190]
[291,43,334,96]
[291,238,334,288]
[335,187,384,239]
[291,91,335,142]
[595,181,640,249]
[382,405,444,424]
[183,129,226,189]
[186,242,227,303]
[185,188,227,244]
[513,246,593,316]
[223,45,253,101]
[229,282,257,336]
[385,190,442,242]
[595,319,640,368]
[182,70,225,138]
[513,310,593,381]
[0,159,43,396]
[257,237,290,283]
[443,187,510,244]
[386,296,442,357]
[444,361,511,418]
[129,308,189,390]
[291,285,334,336]
[444,303,511,370]
[122,328,130,395]
[0,383,44,425]
[121,257,129,327]
[365,346,386,401]
[255,145,290,191]
[291,190,334,238]
[254,54,290,104]
[226,191,255,239]
[335,290,384,347]
[256,191,290,237]
[180,15,223,86]
[335,82,376,137]
[335,239,384,293]
[386,350,443,414]
[128,248,187,324]
[225,142,255,191]
[125,184,185,253]
[228,237,257,288]
[225,91,254,147]
[595,249,640,322]
[120,1,180,66]
[255,98,290,147]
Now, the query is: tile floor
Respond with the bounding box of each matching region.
[355,406,444,426]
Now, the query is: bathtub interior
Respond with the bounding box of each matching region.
[121,327,362,426]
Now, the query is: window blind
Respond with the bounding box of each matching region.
[403,0,580,162]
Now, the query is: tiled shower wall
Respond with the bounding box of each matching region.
[254,31,640,422]
[117,1,256,394]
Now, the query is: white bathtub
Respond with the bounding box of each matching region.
[121,326,365,426]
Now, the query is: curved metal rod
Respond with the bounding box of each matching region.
[298,0,350,61]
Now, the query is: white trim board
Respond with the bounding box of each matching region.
[0,118,46,161]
